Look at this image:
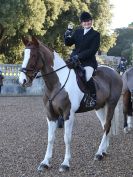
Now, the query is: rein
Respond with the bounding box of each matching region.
[37,57,72,102]
[48,69,71,102]
[35,63,71,78]
[20,61,73,79]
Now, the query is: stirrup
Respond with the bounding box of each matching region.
[89,97,96,107]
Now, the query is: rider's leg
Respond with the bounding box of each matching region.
[84,66,94,81]
[84,66,96,107]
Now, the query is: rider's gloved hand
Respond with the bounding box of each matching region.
[71,55,79,62]
[68,24,73,30]
[64,23,73,38]
[70,55,81,68]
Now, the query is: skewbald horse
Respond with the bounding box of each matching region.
[122,67,133,133]
[19,37,122,172]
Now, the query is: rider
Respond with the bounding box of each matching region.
[64,11,100,107]
[117,56,127,73]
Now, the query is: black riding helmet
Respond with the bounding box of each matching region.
[80,12,92,22]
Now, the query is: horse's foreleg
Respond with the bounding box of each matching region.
[38,119,57,172]
[123,91,132,133]
[59,112,75,172]
[95,105,115,160]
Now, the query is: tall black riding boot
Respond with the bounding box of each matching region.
[86,77,96,107]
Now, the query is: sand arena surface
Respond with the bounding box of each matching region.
[0,96,133,177]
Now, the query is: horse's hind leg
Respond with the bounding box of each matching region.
[123,112,128,133]
[37,119,57,172]
[59,112,75,172]
[127,116,133,131]
[95,106,109,160]
[124,114,133,133]
[123,91,132,133]
[95,103,116,160]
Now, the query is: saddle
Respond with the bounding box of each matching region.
[74,66,97,110]
[66,59,97,109]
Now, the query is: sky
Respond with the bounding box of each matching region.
[110,0,133,29]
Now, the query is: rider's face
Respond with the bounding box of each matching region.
[81,20,92,29]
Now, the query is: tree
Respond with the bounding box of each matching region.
[0,0,46,63]
[108,26,133,64]
[90,0,116,52]
[0,0,116,63]
[128,22,133,28]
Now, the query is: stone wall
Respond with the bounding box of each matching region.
[0,64,44,95]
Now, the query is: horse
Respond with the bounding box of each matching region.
[122,67,133,133]
[19,36,122,172]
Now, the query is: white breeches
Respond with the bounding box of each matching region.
[84,66,94,81]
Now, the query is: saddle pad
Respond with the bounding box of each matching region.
[76,93,95,113]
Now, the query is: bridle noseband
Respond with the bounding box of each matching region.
[20,67,39,80]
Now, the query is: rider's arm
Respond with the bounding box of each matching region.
[78,33,100,61]
[64,25,75,46]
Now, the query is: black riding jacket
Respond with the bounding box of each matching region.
[64,27,100,69]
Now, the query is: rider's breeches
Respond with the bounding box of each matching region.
[84,66,94,81]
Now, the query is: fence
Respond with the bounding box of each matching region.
[0,64,44,96]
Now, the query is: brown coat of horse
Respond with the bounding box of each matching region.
[122,67,133,133]
[19,37,122,172]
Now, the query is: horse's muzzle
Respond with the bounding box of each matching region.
[22,78,32,87]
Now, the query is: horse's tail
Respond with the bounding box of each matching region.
[111,99,121,135]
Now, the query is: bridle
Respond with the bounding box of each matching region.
[20,67,39,80]
[20,45,40,80]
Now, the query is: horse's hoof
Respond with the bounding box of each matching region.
[128,126,132,132]
[94,154,103,161]
[124,127,128,134]
[59,165,69,172]
[102,152,107,156]
[37,163,49,172]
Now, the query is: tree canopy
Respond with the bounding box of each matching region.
[108,26,133,64]
[0,0,115,63]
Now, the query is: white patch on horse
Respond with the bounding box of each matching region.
[19,72,27,85]
[39,119,57,167]
[127,116,133,129]
[95,107,106,128]
[53,51,84,112]
[22,49,31,68]
[19,49,31,85]
[59,112,75,170]
[95,132,109,156]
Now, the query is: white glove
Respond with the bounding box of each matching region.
[68,23,73,30]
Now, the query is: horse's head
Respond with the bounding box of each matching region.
[19,36,43,86]
[19,36,53,87]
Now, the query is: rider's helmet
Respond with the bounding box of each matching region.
[80,12,92,22]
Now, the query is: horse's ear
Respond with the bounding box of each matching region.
[22,37,29,46]
[31,36,39,46]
